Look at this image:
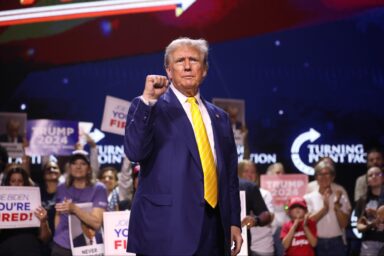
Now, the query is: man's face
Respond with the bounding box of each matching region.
[166,45,207,96]
[367,152,383,168]
[7,120,21,139]
[241,163,257,183]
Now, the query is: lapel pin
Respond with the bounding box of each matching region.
[215,114,220,118]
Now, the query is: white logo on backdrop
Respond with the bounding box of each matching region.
[291,128,366,175]
[291,128,321,175]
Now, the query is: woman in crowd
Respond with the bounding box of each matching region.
[98,166,120,211]
[97,156,136,211]
[265,162,287,256]
[304,160,351,256]
[355,166,384,255]
[0,166,51,256]
[40,160,61,256]
[52,153,108,256]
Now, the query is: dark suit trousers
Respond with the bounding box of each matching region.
[137,203,225,256]
[194,203,225,256]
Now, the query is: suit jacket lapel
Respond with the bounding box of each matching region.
[162,89,202,169]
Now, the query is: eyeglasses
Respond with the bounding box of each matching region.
[316,172,332,177]
[367,172,383,178]
[101,175,115,181]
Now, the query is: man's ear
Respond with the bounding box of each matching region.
[165,67,172,80]
[203,69,207,78]
[202,66,208,78]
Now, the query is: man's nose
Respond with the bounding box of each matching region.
[184,60,191,70]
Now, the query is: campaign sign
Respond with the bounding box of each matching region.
[103,211,134,256]
[26,119,78,156]
[0,186,41,229]
[0,142,24,158]
[260,174,308,205]
[101,95,130,136]
[69,203,104,256]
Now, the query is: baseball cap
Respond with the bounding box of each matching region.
[69,152,90,165]
[288,197,307,211]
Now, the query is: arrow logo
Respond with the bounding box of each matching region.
[290,128,321,175]
[0,0,196,26]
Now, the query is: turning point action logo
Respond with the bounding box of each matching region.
[290,128,366,175]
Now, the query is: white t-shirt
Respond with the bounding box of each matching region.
[304,184,351,238]
[250,188,275,254]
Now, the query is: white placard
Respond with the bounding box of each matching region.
[101,95,130,136]
[103,211,134,256]
[0,142,24,158]
[239,190,248,256]
[69,203,104,256]
[0,186,41,229]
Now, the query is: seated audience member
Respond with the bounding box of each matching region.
[0,166,51,256]
[355,166,384,256]
[281,197,317,256]
[265,162,287,256]
[355,148,383,202]
[52,153,108,256]
[304,160,351,256]
[238,160,273,256]
[72,221,103,247]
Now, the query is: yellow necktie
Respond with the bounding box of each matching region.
[187,97,218,208]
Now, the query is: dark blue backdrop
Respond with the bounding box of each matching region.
[3,8,384,202]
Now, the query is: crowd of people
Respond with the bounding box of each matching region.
[238,149,384,256]
[0,133,139,256]
[0,36,383,256]
[0,134,382,256]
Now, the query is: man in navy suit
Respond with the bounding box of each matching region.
[124,37,242,255]
[72,222,103,248]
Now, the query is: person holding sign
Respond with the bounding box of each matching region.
[0,166,51,256]
[124,37,242,256]
[52,153,108,256]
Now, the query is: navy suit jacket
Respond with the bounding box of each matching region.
[73,232,103,248]
[124,88,241,255]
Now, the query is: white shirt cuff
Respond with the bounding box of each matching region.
[140,96,157,106]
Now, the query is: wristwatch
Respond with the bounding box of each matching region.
[254,216,261,226]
